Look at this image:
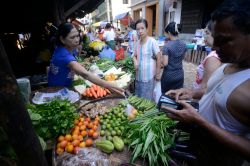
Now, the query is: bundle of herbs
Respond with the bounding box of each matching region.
[123,110,178,166]
[114,56,135,77]
[27,99,79,141]
[96,58,116,72]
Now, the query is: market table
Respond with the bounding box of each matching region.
[52,97,147,166]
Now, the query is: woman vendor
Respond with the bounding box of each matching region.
[47,22,124,94]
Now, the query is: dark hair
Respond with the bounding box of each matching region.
[135,19,148,29]
[56,22,75,46]
[129,21,136,30]
[165,22,180,36]
[211,0,250,34]
[105,23,112,29]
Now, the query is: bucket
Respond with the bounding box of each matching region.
[17,78,31,104]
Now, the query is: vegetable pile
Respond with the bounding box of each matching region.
[28,99,79,140]
[82,84,111,99]
[123,110,177,165]
[56,115,100,155]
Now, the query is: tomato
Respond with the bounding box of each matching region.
[85,139,93,147]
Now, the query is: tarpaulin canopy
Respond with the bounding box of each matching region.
[114,12,129,20]
[114,12,133,26]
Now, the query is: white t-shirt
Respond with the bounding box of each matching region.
[103,30,115,41]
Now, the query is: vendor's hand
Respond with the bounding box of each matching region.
[165,88,193,101]
[109,87,125,96]
[161,100,203,124]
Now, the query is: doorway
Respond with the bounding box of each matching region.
[146,4,157,36]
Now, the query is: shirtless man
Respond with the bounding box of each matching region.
[163,0,250,165]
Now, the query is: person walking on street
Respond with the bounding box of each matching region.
[161,22,187,93]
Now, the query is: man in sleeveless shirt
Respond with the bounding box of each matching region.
[163,0,250,165]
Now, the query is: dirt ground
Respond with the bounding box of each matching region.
[183,61,198,89]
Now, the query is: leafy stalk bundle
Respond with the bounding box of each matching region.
[123,110,177,166]
[27,99,79,140]
[114,56,135,76]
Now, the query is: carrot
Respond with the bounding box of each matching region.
[90,87,98,98]
[96,86,100,97]
[100,88,104,98]
[103,89,107,96]
[82,91,87,96]
[93,84,98,92]
[86,88,91,97]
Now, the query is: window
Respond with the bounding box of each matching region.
[123,0,128,4]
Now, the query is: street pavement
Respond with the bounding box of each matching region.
[183,61,197,89]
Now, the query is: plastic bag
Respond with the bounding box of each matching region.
[56,147,111,166]
[153,81,162,103]
[98,46,116,61]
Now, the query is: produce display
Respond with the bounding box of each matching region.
[79,56,99,70]
[82,84,111,99]
[123,110,177,165]
[27,99,78,141]
[80,102,109,118]
[50,95,178,165]
[88,41,106,51]
[56,115,100,155]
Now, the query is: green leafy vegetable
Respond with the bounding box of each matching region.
[123,110,177,165]
[27,99,79,140]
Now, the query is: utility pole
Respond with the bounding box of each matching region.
[0,40,48,166]
[107,0,111,22]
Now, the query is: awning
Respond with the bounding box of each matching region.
[114,12,129,20]
[114,12,133,26]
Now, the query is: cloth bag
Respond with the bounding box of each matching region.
[153,81,162,103]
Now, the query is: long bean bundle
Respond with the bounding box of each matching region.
[123,110,178,165]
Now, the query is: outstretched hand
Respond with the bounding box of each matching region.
[109,87,125,96]
[161,100,204,124]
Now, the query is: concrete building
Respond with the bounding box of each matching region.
[91,2,108,23]
[130,0,182,37]
[91,0,131,28]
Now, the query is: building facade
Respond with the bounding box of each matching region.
[130,0,182,37]
[91,0,131,27]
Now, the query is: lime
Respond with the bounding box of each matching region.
[118,113,122,118]
[101,125,106,130]
[111,131,117,136]
[116,130,121,136]
[106,124,111,129]
[100,130,105,136]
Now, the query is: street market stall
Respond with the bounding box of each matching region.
[27,81,195,166]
